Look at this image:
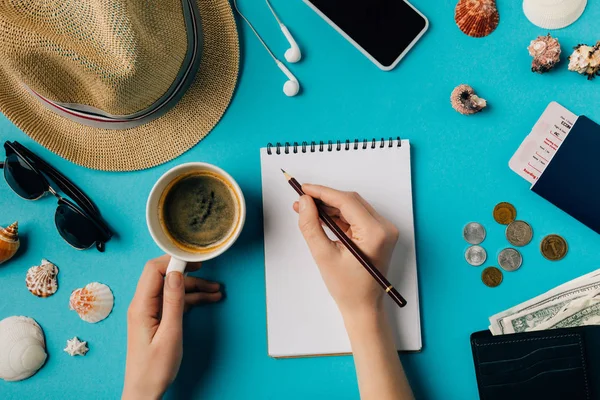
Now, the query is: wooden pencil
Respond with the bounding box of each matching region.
[282,169,407,308]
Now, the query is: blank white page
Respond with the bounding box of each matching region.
[260,139,420,357]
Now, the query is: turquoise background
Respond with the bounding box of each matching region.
[2,0,600,398]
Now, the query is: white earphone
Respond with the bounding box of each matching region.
[266,0,302,63]
[233,0,302,96]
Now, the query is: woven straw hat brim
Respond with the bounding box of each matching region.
[0,0,239,172]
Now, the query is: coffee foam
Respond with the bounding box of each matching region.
[158,171,241,254]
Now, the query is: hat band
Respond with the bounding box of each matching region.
[25,0,202,130]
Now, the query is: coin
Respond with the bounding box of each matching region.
[493,202,517,225]
[498,248,523,272]
[465,245,487,266]
[482,267,503,288]
[463,222,486,245]
[541,234,568,261]
[506,220,533,247]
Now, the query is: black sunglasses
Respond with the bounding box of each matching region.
[1,141,112,252]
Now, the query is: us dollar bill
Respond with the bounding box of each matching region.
[500,297,577,334]
[489,268,600,335]
[533,291,600,331]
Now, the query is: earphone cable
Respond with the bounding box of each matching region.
[265,0,283,25]
[233,0,278,62]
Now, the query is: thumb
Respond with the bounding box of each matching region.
[298,195,336,259]
[158,272,185,335]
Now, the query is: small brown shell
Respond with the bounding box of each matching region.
[0,222,20,264]
[451,84,487,115]
[455,0,500,38]
[26,260,59,298]
[528,34,561,74]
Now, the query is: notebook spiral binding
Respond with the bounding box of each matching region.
[266,137,402,155]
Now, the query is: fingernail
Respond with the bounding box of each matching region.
[167,272,183,289]
[299,196,308,212]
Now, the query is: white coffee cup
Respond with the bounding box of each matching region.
[146,162,246,274]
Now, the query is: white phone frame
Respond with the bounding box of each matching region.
[303,0,429,71]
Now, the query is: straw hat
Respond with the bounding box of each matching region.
[0,0,239,171]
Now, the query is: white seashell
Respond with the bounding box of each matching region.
[523,0,587,30]
[69,282,114,323]
[26,259,59,298]
[64,337,89,356]
[0,316,47,381]
[568,42,600,80]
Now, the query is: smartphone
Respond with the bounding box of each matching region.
[303,0,428,71]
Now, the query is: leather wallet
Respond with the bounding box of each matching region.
[471,327,600,400]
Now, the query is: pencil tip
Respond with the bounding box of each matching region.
[281,169,286,174]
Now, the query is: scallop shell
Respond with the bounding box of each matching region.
[0,316,47,381]
[528,34,561,73]
[523,0,587,30]
[0,222,20,264]
[455,0,499,38]
[451,84,487,115]
[69,282,114,323]
[26,259,59,298]
[568,42,600,80]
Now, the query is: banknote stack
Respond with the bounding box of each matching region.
[489,268,600,335]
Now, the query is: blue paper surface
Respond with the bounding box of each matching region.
[2,1,600,398]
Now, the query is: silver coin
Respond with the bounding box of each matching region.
[465,245,487,266]
[506,220,533,247]
[498,248,523,272]
[463,222,486,245]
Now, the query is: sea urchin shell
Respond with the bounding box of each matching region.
[451,84,487,115]
[528,34,561,73]
[455,0,500,38]
[568,42,600,80]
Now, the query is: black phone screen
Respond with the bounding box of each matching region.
[307,0,427,68]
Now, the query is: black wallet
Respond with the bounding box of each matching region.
[471,327,600,400]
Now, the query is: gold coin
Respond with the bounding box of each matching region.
[541,234,568,261]
[482,267,503,288]
[493,202,517,225]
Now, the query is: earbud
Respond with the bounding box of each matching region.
[277,61,300,97]
[280,24,301,63]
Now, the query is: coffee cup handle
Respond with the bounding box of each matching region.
[166,257,187,275]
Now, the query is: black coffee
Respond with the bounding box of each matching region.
[160,172,238,251]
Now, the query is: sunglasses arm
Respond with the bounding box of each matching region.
[0,161,4,169]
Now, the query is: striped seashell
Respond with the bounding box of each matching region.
[0,221,20,264]
[455,0,500,38]
[69,282,114,324]
[25,259,59,298]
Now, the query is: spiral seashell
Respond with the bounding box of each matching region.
[568,42,600,80]
[528,34,561,73]
[69,282,114,323]
[0,316,47,382]
[455,0,500,38]
[450,84,487,115]
[0,222,20,264]
[26,259,59,298]
[523,0,587,30]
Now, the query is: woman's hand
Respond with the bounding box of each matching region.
[293,184,399,316]
[295,185,413,400]
[122,255,222,400]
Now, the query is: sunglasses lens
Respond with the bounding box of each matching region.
[55,203,101,250]
[4,153,47,199]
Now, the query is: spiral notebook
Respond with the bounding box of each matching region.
[260,137,421,358]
